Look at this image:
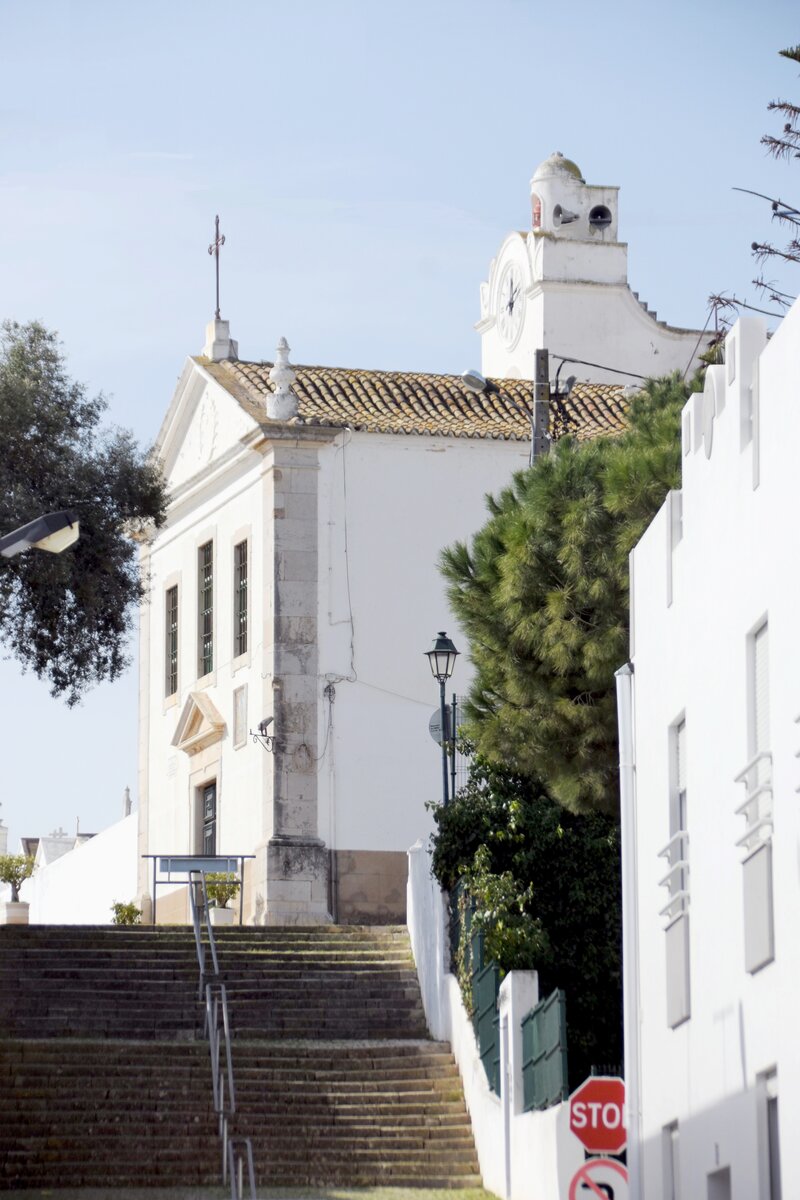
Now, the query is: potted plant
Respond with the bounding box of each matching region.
[110,900,142,926]
[0,854,35,925]
[205,872,240,926]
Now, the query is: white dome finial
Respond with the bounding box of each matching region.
[267,337,298,420]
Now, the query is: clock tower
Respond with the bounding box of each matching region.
[477,152,712,385]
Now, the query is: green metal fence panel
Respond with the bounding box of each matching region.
[521,988,569,1111]
[449,884,501,1096]
[471,926,500,1094]
[473,959,500,1094]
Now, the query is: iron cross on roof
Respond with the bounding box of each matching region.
[207,214,226,320]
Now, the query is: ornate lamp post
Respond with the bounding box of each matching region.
[425,631,459,807]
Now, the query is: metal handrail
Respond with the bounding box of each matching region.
[188,870,255,1199]
[189,870,220,999]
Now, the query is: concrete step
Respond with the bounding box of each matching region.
[0,924,481,1191]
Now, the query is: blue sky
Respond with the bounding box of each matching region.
[1,0,798,851]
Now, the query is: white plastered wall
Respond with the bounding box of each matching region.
[316,429,529,855]
[23,814,138,924]
[627,306,800,1198]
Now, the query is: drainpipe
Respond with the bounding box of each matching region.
[615,661,642,1200]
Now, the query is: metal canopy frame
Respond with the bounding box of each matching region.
[142,853,255,924]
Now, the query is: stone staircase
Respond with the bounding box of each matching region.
[0,924,481,1190]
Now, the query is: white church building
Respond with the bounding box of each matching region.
[135,152,712,927]
[618,300,800,1198]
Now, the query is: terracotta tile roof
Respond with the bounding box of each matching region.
[200,358,629,443]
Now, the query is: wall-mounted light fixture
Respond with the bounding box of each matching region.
[251,716,277,753]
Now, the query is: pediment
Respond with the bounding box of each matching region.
[171,691,227,756]
[156,358,260,491]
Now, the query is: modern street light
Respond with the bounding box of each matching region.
[0,510,80,559]
[425,631,459,808]
[461,355,553,465]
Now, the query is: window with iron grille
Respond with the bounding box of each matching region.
[165,585,178,697]
[198,542,214,677]
[234,540,248,658]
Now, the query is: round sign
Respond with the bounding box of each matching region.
[568,1157,628,1200]
[428,706,451,746]
[569,1077,626,1155]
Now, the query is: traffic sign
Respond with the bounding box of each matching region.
[569,1077,626,1155]
[568,1157,628,1200]
[428,706,451,746]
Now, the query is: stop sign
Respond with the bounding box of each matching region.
[569,1076,626,1154]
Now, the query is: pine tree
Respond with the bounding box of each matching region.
[441,373,696,816]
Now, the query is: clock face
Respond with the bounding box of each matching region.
[497,263,524,347]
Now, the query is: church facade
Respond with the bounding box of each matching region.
[136,155,712,925]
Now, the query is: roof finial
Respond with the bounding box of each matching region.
[207,214,226,320]
[267,338,298,420]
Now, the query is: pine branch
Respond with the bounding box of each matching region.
[752,277,796,306]
[767,99,800,120]
[761,133,800,161]
[751,240,800,266]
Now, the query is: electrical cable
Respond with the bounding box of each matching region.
[549,353,649,381]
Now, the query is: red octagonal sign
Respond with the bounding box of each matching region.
[569,1076,626,1154]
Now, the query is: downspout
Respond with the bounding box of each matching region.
[615,661,642,1200]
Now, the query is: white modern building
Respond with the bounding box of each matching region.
[619,302,800,1199]
[136,154,711,928]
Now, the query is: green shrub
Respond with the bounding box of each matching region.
[110,900,141,925]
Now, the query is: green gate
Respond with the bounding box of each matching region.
[521,988,569,1110]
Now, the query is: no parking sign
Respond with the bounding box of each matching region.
[568,1156,628,1200]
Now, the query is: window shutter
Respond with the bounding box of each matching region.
[753,623,770,756]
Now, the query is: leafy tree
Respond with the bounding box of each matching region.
[441,373,695,816]
[0,854,35,903]
[0,321,167,704]
[430,757,622,1088]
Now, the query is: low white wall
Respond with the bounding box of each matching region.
[23,813,138,924]
[407,840,580,1200]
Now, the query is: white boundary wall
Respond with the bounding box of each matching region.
[407,840,582,1200]
[23,814,138,924]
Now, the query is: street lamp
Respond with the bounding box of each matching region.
[0,510,80,559]
[425,631,459,807]
[462,357,553,465]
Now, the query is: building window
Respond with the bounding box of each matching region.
[198,541,214,677]
[165,585,178,697]
[660,718,691,1027]
[662,1121,680,1200]
[736,619,774,973]
[233,685,247,748]
[234,540,248,658]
